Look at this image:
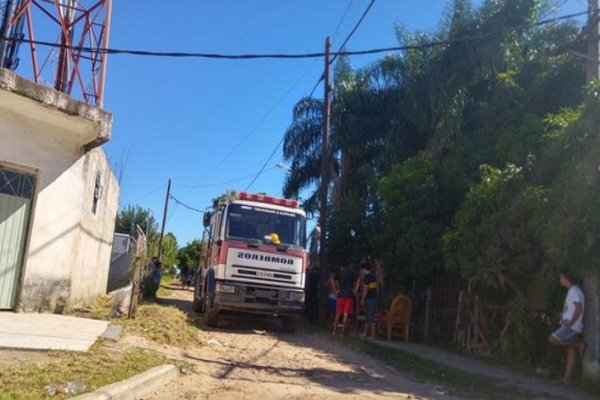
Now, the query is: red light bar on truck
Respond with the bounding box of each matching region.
[238,192,299,208]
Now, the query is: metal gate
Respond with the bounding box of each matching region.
[0,165,35,309]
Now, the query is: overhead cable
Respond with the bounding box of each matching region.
[330,0,376,65]
[243,7,588,192]
[307,0,376,99]
[169,194,204,214]
[0,10,588,60]
[175,166,278,189]
[244,135,285,191]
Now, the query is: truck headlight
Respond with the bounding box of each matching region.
[288,291,305,302]
[216,283,236,294]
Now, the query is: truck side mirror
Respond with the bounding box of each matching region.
[203,211,212,227]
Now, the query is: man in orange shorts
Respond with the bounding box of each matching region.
[332,264,357,335]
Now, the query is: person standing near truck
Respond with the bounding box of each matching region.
[548,270,586,384]
[332,264,357,335]
[360,262,378,339]
[327,269,338,323]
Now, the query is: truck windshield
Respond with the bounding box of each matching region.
[225,203,306,248]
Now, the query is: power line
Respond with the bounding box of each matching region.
[308,72,324,98]
[305,0,359,98]
[175,166,279,189]
[169,194,204,214]
[330,0,376,65]
[309,7,586,99]
[191,62,317,188]
[241,8,589,193]
[244,135,285,191]
[244,1,376,189]
[331,0,355,39]
[0,10,588,60]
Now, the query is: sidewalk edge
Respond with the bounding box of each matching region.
[70,364,178,400]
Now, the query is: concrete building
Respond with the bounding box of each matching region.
[0,68,119,313]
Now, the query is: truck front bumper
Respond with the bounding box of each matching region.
[214,282,304,316]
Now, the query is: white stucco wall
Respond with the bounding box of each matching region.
[69,148,119,307]
[0,69,118,313]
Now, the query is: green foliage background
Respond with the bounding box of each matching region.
[282,0,597,370]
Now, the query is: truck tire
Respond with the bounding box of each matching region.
[281,316,298,333]
[203,296,218,327]
[192,275,205,313]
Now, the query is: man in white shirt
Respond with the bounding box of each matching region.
[548,270,586,384]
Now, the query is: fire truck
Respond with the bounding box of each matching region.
[193,192,307,332]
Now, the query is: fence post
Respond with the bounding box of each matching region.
[424,286,432,343]
[128,225,147,318]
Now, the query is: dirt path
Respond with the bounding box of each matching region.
[143,286,461,400]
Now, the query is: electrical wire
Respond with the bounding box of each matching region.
[241,7,589,194]
[175,166,279,189]
[0,10,588,60]
[190,62,317,188]
[243,1,376,190]
[169,194,204,214]
[306,0,359,98]
[330,0,376,65]
[331,0,355,39]
[244,135,285,191]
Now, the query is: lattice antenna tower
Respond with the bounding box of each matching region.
[0,0,112,107]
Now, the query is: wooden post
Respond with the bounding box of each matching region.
[318,36,332,325]
[158,178,171,262]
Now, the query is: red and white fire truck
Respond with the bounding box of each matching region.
[193,192,307,332]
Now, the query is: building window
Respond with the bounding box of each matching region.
[92,170,103,214]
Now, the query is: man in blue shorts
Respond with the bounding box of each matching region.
[548,270,586,384]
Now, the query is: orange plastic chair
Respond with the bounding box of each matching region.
[378,294,412,342]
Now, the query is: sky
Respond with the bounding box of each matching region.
[102,0,587,246]
[103,0,451,245]
[9,0,588,246]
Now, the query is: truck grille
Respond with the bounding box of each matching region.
[244,286,279,305]
[231,264,299,285]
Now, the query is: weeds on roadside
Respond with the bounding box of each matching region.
[118,304,202,349]
[0,343,166,400]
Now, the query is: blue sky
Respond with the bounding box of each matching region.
[84,1,587,246]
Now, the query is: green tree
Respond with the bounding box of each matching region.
[161,233,179,273]
[281,97,327,215]
[115,204,158,238]
[177,239,204,271]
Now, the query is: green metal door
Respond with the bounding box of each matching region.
[0,166,35,309]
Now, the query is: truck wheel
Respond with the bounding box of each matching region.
[192,276,205,313]
[192,289,205,313]
[281,316,298,333]
[203,296,218,327]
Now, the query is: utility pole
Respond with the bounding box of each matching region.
[158,178,171,263]
[587,0,600,83]
[318,36,332,324]
[583,0,600,380]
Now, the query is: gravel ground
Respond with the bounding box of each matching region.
[142,287,462,400]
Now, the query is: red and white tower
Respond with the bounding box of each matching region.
[0,0,112,107]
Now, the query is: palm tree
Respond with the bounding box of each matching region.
[282,96,326,216]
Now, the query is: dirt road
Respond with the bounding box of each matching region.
[143,287,461,400]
